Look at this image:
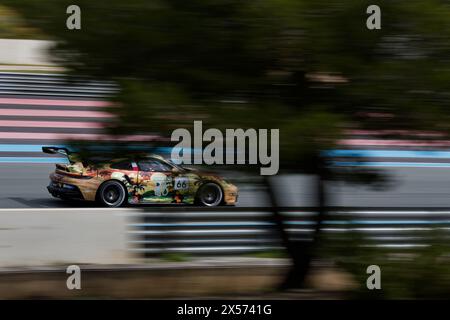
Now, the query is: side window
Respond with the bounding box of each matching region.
[138,159,172,172]
[111,160,132,170]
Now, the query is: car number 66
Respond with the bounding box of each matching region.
[174,177,188,190]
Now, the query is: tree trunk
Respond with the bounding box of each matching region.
[265,158,327,290]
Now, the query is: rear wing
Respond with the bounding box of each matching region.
[42,146,76,164]
[42,146,70,156]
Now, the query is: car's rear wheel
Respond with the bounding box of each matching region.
[98,180,127,207]
[197,183,223,206]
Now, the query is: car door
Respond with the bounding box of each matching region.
[137,158,174,203]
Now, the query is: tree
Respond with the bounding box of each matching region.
[6,0,450,290]
[0,5,43,39]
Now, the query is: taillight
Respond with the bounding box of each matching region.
[56,164,69,172]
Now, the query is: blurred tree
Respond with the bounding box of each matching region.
[0,5,44,39]
[319,227,450,299]
[6,0,450,290]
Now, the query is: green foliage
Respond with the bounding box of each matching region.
[245,249,289,259]
[319,229,450,299]
[7,0,450,157]
[6,0,450,297]
[0,5,44,39]
[159,252,191,262]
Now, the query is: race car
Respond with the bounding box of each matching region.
[43,147,238,207]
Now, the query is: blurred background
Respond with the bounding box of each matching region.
[0,0,449,299]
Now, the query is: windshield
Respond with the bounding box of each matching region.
[167,159,186,171]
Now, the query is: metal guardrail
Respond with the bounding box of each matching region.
[127,207,450,255]
[0,72,117,98]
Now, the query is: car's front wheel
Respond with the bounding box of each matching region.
[196,183,223,206]
[98,180,127,207]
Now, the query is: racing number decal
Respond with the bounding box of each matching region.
[151,173,170,196]
[174,177,189,191]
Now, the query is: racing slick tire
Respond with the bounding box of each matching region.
[97,180,127,208]
[196,182,223,207]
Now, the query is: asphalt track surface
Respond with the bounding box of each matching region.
[1,164,450,208]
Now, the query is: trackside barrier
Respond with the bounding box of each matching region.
[129,207,450,255]
[0,207,449,267]
[0,208,135,267]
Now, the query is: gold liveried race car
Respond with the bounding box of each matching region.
[43,147,238,207]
